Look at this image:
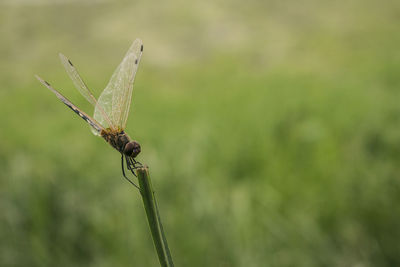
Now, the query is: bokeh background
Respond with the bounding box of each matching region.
[1,0,400,266]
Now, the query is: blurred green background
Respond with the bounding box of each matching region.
[1,0,400,266]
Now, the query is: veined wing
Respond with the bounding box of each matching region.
[94,38,143,131]
[35,75,104,134]
[59,53,115,134]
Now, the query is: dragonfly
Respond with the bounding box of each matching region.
[36,39,143,188]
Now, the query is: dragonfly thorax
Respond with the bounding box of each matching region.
[101,130,141,158]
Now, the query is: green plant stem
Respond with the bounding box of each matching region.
[137,167,174,267]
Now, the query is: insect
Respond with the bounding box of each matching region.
[36,39,143,188]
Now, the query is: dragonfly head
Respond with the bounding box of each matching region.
[123,141,141,158]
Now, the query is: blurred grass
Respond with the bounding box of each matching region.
[1,0,400,266]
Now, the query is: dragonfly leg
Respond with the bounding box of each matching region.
[133,158,143,167]
[129,157,142,170]
[121,153,127,177]
[126,155,138,177]
[121,154,139,189]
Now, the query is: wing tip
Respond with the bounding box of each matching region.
[59,53,73,66]
[133,38,143,51]
[35,74,51,86]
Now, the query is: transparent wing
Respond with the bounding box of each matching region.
[35,75,104,134]
[94,38,143,131]
[59,53,115,134]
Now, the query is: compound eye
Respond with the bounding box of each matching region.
[123,141,141,157]
[124,142,134,156]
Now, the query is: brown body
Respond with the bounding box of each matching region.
[101,129,141,158]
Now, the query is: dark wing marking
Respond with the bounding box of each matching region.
[35,75,103,134]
